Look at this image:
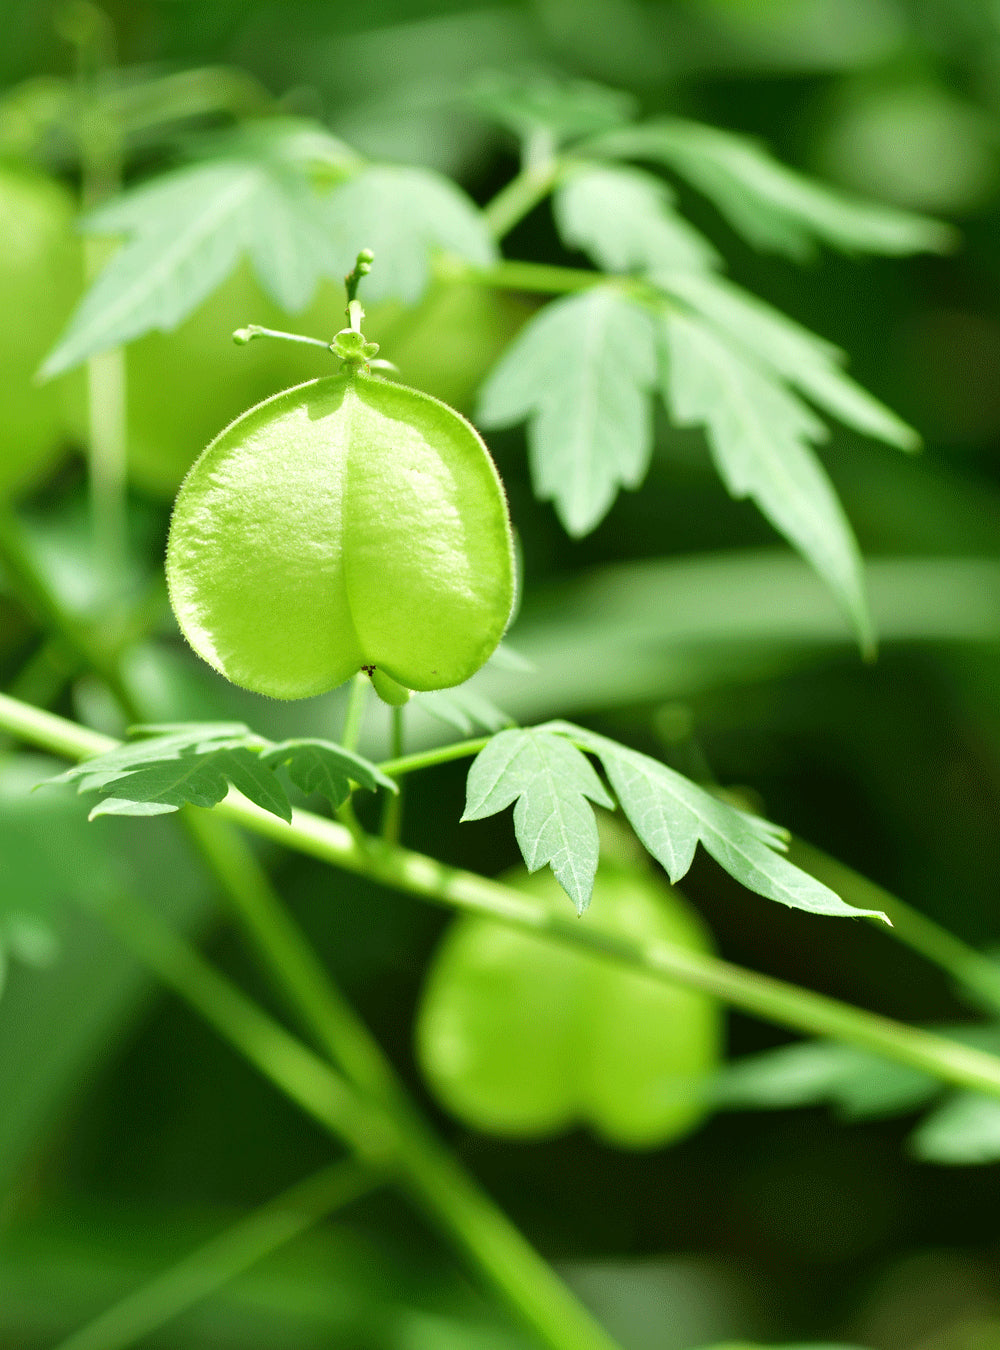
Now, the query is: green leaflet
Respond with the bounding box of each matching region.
[655,268,920,451]
[465,723,888,921]
[462,727,615,914]
[323,165,496,305]
[553,162,720,274]
[477,288,658,536]
[46,723,392,822]
[660,309,875,653]
[582,117,957,258]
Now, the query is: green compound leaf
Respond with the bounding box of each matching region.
[660,309,874,653]
[583,117,957,259]
[463,727,615,914]
[323,164,497,305]
[477,288,658,536]
[553,162,720,274]
[656,269,920,452]
[545,722,887,922]
[260,738,398,810]
[47,724,395,823]
[49,724,291,821]
[39,120,357,379]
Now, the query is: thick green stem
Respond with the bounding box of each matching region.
[50,1161,381,1350]
[7,690,1000,1102]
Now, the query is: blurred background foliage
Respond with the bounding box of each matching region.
[2,1,1000,1348]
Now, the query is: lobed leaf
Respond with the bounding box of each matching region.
[656,269,920,451]
[46,723,391,824]
[553,163,720,274]
[583,117,956,258]
[323,164,496,305]
[463,727,614,913]
[545,722,887,921]
[477,288,658,536]
[661,310,874,652]
[260,739,397,811]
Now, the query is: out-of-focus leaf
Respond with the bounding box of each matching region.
[0,760,216,1196]
[554,163,720,273]
[547,722,885,921]
[477,288,658,535]
[416,687,515,735]
[661,310,873,652]
[583,118,956,258]
[909,1092,1000,1165]
[657,269,919,450]
[467,69,637,144]
[712,1039,941,1119]
[463,727,615,913]
[323,164,496,304]
[38,119,356,378]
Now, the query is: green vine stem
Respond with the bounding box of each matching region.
[6,689,1000,1102]
[50,1160,382,1350]
[60,0,128,594]
[73,881,624,1350]
[480,159,562,241]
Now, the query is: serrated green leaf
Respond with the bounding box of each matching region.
[49,725,293,823]
[583,118,956,258]
[477,289,658,535]
[554,163,720,274]
[463,727,615,913]
[260,738,396,811]
[39,121,355,378]
[548,722,887,921]
[324,165,496,305]
[661,310,873,652]
[657,270,920,451]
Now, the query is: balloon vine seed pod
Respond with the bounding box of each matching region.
[166,251,516,702]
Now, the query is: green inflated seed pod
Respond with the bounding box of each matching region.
[166,371,515,699]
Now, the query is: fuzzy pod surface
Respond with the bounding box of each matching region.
[166,372,515,699]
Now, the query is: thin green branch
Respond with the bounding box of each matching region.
[437,254,611,297]
[50,1160,382,1350]
[8,689,1000,1103]
[83,883,621,1350]
[379,736,490,779]
[90,885,393,1159]
[379,703,406,842]
[480,160,561,240]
